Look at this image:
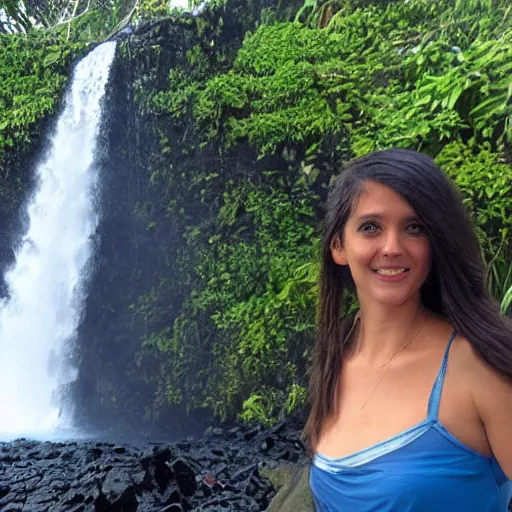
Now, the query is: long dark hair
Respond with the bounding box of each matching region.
[303,148,512,452]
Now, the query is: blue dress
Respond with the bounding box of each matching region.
[310,332,512,511]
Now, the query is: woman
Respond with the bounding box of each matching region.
[304,149,512,511]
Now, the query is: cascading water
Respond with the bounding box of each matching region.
[0,41,116,440]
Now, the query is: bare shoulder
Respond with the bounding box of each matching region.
[452,334,512,396]
[452,335,512,478]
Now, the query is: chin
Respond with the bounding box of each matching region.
[371,290,421,307]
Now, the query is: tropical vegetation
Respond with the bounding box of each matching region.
[0,0,511,427]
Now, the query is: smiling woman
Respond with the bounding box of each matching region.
[304,149,512,512]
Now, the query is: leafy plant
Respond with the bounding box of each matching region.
[0,31,85,174]
[502,284,512,315]
[435,140,512,303]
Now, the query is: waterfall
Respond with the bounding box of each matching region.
[0,42,116,440]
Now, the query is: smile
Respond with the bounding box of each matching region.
[374,268,408,276]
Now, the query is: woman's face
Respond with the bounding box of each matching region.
[331,180,431,308]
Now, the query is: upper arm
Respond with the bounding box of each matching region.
[467,342,512,479]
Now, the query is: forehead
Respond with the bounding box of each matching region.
[350,181,418,219]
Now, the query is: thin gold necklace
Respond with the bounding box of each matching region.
[359,320,427,411]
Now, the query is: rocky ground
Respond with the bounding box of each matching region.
[0,419,307,511]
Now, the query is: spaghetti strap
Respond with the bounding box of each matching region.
[427,331,457,421]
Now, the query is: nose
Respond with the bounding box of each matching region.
[382,229,403,256]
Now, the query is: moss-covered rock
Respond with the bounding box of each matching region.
[260,460,314,512]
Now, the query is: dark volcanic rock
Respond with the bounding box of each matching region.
[170,458,197,497]
[0,419,306,511]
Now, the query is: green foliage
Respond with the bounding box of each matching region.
[240,389,282,426]
[158,185,319,420]
[436,141,512,302]
[182,22,360,156]
[502,284,512,315]
[0,31,85,174]
[364,35,512,149]
[133,0,512,425]
[284,382,308,414]
[436,141,512,246]
[0,0,129,39]
[136,0,170,21]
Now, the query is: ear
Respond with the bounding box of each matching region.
[330,236,348,266]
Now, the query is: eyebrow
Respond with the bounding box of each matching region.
[356,214,421,223]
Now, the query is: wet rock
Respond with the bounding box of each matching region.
[102,469,133,499]
[170,458,197,497]
[259,436,275,453]
[0,418,308,511]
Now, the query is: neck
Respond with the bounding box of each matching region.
[350,300,427,366]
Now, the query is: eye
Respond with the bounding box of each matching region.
[359,222,380,234]
[407,222,425,235]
